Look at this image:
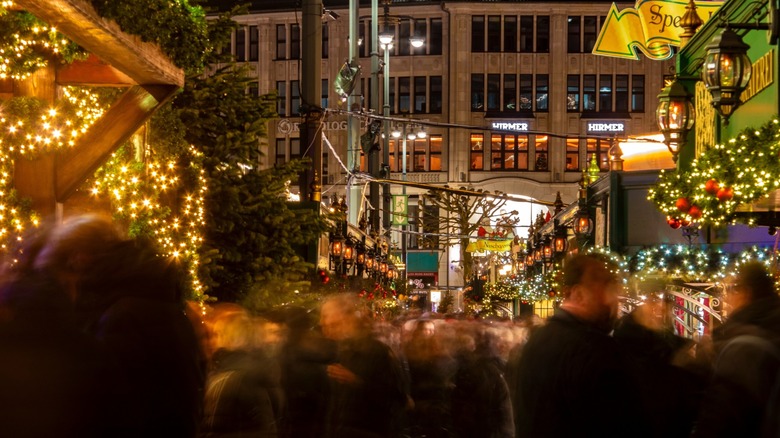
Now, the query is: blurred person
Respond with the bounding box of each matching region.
[450,324,514,438]
[0,224,118,437]
[693,262,780,438]
[403,319,457,438]
[277,306,334,438]
[613,297,704,437]
[201,305,280,437]
[513,253,649,438]
[34,214,206,437]
[320,293,408,438]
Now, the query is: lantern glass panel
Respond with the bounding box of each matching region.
[343,245,354,261]
[331,240,343,257]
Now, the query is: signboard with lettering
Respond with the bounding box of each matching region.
[491,121,531,132]
[391,195,409,226]
[586,122,626,134]
[277,118,353,136]
[593,0,723,60]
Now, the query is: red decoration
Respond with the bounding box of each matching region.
[717,187,734,201]
[680,218,691,227]
[688,205,702,219]
[675,197,691,212]
[545,211,552,222]
[548,290,556,298]
[667,217,682,229]
[704,178,720,195]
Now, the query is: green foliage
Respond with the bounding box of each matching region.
[0,10,87,79]
[173,65,326,302]
[649,118,780,226]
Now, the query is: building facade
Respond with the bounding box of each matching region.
[211,0,673,288]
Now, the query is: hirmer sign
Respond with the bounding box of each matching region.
[491,121,529,132]
[586,122,625,134]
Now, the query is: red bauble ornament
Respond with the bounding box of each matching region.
[688,205,702,219]
[548,290,556,298]
[717,187,734,201]
[680,218,691,227]
[667,217,682,229]
[676,197,691,212]
[704,179,720,195]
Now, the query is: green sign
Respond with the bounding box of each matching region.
[391,195,408,226]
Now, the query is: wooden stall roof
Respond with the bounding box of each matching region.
[17,0,184,88]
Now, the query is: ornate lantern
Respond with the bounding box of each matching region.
[702,27,752,123]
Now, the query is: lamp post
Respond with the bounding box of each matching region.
[702,27,752,124]
[657,79,695,163]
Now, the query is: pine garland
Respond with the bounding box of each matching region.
[648,118,780,227]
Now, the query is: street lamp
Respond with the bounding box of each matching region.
[702,26,752,124]
[657,79,694,163]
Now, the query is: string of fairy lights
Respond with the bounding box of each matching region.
[649,118,780,227]
[0,4,208,300]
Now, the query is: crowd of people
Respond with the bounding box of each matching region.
[2,214,780,437]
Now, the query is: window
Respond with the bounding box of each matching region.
[487,74,500,111]
[359,20,368,58]
[430,135,442,171]
[472,74,484,111]
[322,152,329,180]
[519,75,533,111]
[584,16,598,52]
[536,74,549,111]
[632,75,645,112]
[290,138,301,159]
[566,138,580,171]
[389,134,442,172]
[235,26,246,62]
[491,134,528,170]
[249,26,258,61]
[291,81,300,116]
[567,16,581,53]
[470,134,484,170]
[248,81,258,96]
[534,136,548,171]
[322,79,329,109]
[430,76,443,114]
[389,77,396,113]
[276,81,286,116]
[583,75,596,111]
[567,75,580,111]
[413,19,427,55]
[537,16,550,52]
[414,76,426,113]
[616,75,629,112]
[422,204,439,248]
[413,137,427,171]
[276,139,286,165]
[399,77,411,113]
[276,25,286,59]
[504,74,517,111]
[505,16,517,52]
[520,16,533,52]
[322,23,329,59]
[587,139,610,171]
[599,75,612,112]
[487,16,501,52]
[472,16,485,52]
[291,24,300,59]
[430,18,443,55]
[399,19,411,56]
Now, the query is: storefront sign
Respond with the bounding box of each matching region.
[741,50,774,104]
[586,122,625,134]
[277,118,349,136]
[491,121,530,132]
[466,238,513,252]
[593,0,723,60]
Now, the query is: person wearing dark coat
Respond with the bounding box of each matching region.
[693,262,780,438]
[513,253,650,438]
[33,215,206,438]
[319,294,408,438]
[0,272,118,438]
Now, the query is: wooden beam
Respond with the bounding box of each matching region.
[56,54,135,87]
[55,84,179,201]
[16,0,184,87]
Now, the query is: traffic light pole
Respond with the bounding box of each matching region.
[369,0,381,235]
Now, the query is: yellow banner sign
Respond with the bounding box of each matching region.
[466,239,513,253]
[593,0,723,60]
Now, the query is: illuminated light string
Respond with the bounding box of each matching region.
[481,245,777,306]
[649,118,780,227]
